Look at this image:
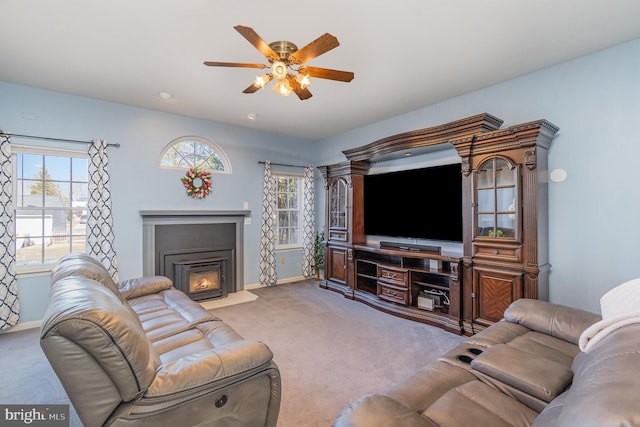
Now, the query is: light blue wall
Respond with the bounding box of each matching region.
[0,82,315,322]
[312,38,640,313]
[4,37,639,323]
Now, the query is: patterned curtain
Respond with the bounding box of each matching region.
[259,161,277,286]
[301,165,315,277]
[0,134,20,330]
[87,140,119,280]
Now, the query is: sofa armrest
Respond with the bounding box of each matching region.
[146,340,274,397]
[118,276,173,299]
[334,394,439,427]
[504,299,600,345]
[471,344,573,403]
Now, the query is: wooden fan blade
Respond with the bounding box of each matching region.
[288,33,339,65]
[204,61,268,69]
[243,75,273,94]
[243,83,262,94]
[234,25,279,61]
[288,76,313,100]
[299,66,354,82]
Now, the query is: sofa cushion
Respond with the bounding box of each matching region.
[504,299,600,346]
[128,289,222,342]
[147,339,274,397]
[383,360,477,412]
[118,275,173,299]
[51,253,124,302]
[424,381,538,427]
[334,394,439,427]
[505,332,578,367]
[464,319,530,347]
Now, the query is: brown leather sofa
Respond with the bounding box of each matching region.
[334,297,640,427]
[40,254,281,427]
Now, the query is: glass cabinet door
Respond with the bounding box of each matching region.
[475,158,518,239]
[329,178,347,229]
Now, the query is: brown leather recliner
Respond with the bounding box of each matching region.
[40,254,281,427]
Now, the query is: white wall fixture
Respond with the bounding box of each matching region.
[550,169,567,183]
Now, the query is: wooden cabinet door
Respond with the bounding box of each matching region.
[327,177,349,242]
[327,246,348,285]
[472,266,523,325]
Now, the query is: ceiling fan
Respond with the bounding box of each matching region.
[204,25,354,100]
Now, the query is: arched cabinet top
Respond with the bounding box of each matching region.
[342,113,503,162]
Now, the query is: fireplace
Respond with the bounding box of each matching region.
[173,257,228,301]
[140,210,250,301]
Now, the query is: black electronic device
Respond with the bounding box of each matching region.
[379,241,441,253]
[363,163,463,242]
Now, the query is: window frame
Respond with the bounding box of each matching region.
[273,172,304,251]
[158,136,232,174]
[11,144,89,275]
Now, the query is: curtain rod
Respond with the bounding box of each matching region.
[0,131,120,148]
[258,160,308,168]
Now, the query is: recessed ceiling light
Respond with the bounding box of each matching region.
[405,152,412,156]
[247,113,257,121]
[158,91,173,100]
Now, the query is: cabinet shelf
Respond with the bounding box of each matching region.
[356,277,377,295]
[414,281,449,292]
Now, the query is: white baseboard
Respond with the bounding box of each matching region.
[245,275,308,290]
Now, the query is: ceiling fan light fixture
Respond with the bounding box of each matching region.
[296,73,311,89]
[271,61,288,80]
[273,78,292,96]
[254,74,273,88]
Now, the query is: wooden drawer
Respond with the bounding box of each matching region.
[378,266,408,287]
[378,283,409,305]
[473,244,522,263]
[329,230,347,241]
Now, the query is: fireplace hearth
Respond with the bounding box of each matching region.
[173,257,228,301]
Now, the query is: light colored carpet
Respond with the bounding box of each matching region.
[0,280,464,427]
[210,280,465,426]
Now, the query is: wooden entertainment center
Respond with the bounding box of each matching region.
[318,113,559,335]
[352,244,463,334]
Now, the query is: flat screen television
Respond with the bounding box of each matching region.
[363,163,463,242]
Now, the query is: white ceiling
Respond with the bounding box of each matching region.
[2,0,640,141]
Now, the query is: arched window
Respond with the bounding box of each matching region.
[159,136,231,173]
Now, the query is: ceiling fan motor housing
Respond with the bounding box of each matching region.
[269,40,298,62]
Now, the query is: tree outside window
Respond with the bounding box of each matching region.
[13,148,88,269]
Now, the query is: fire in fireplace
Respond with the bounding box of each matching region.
[173,258,228,301]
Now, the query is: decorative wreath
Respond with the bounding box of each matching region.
[181,167,212,199]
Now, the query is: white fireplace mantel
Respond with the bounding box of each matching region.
[140,210,250,291]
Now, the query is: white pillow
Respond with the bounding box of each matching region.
[600,277,640,320]
[578,277,640,352]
